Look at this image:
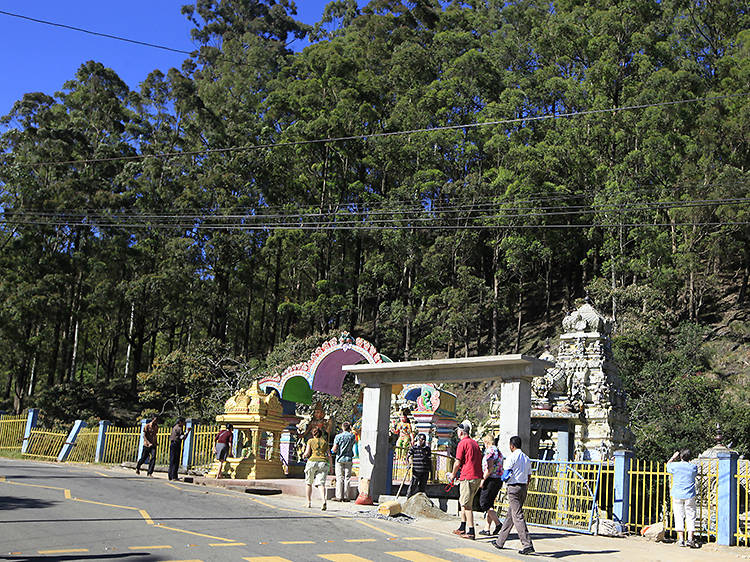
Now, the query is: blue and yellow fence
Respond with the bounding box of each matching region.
[23,429,68,460]
[627,457,719,542]
[737,460,749,546]
[67,427,98,463]
[494,459,613,534]
[191,424,221,468]
[0,413,27,450]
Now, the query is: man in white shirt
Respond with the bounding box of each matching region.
[493,435,534,555]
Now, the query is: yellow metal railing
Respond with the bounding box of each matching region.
[736,460,749,546]
[67,428,98,463]
[495,460,611,533]
[101,425,140,464]
[153,428,172,465]
[23,429,67,460]
[628,458,718,542]
[0,413,27,450]
[391,446,453,485]
[192,424,221,468]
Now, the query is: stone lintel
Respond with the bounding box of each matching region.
[346,355,552,386]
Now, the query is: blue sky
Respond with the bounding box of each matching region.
[0,1,364,117]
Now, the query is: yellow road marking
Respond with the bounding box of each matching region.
[402,537,432,541]
[319,555,373,561]
[209,542,246,546]
[243,558,293,562]
[279,540,316,544]
[165,482,182,491]
[447,548,518,561]
[38,548,89,554]
[2,480,66,492]
[250,498,278,509]
[64,489,72,499]
[73,497,139,511]
[128,545,172,550]
[139,509,154,525]
[386,552,451,562]
[167,560,203,562]
[154,524,236,542]
[95,471,111,478]
[0,476,5,482]
[356,519,398,537]
[344,538,377,543]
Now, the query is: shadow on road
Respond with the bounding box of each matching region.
[2,514,340,523]
[0,554,163,562]
[0,496,57,511]
[543,549,621,558]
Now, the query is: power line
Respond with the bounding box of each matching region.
[7,92,749,168]
[4,195,747,221]
[0,9,251,69]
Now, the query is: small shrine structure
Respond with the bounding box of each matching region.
[529,299,633,460]
[396,383,457,445]
[206,382,287,479]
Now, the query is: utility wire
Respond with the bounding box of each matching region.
[7,92,749,168]
[4,196,748,221]
[0,9,251,69]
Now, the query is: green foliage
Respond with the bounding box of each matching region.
[0,0,748,451]
[138,339,257,421]
[32,380,137,428]
[613,323,730,458]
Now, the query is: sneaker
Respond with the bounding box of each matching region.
[688,540,699,549]
[478,530,492,536]
[321,503,327,511]
[135,468,140,475]
[493,542,505,550]
[678,540,686,547]
[519,546,535,555]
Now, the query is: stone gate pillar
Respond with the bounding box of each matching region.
[359,383,392,502]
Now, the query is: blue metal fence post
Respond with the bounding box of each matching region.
[181,419,194,469]
[612,449,633,525]
[95,420,110,463]
[20,408,39,453]
[58,420,87,462]
[232,428,239,457]
[387,449,394,495]
[717,450,738,545]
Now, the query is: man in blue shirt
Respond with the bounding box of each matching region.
[666,448,699,548]
[331,421,356,501]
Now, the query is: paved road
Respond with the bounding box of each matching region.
[0,459,524,562]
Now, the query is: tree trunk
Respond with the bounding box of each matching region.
[514,281,523,354]
[492,243,499,355]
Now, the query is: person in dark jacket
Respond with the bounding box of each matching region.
[406,433,432,496]
[168,418,191,481]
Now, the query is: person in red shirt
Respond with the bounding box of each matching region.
[214,423,234,479]
[451,421,483,540]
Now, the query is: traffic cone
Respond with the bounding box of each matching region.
[355,477,373,505]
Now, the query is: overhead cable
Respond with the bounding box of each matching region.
[8,92,749,168]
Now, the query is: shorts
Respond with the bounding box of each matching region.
[304,460,329,486]
[459,478,481,508]
[215,442,229,461]
[479,478,503,512]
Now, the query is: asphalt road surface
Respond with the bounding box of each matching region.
[0,458,526,562]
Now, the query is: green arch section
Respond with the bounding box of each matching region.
[282,376,313,404]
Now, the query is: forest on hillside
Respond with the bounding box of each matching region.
[0,0,748,458]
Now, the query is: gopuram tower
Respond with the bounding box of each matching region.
[530,299,633,460]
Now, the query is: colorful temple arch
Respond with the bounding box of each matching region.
[258,332,390,404]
